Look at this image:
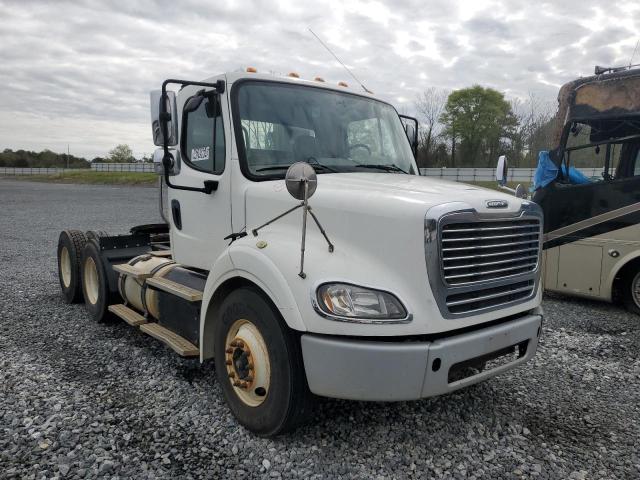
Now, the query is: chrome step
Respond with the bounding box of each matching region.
[146,277,203,302]
[139,323,199,357]
[113,263,153,280]
[108,304,148,326]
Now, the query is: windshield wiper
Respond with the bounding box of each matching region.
[256,163,337,173]
[356,163,408,174]
[308,163,338,173]
[256,165,290,172]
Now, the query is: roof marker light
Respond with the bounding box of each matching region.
[288,72,300,78]
[314,77,325,82]
[338,81,348,87]
[246,67,257,73]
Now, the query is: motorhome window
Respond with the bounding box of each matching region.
[565,122,622,181]
[234,81,417,178]
[182,96,225,174]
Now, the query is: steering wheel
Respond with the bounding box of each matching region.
[349,143,371,156]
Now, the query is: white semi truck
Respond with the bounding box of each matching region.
[57,69,544,436]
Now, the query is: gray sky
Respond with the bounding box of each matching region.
[1,0,638,159]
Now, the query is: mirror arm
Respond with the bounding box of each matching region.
[159,78,224,195]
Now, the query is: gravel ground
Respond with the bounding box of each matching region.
[1,179,639,480]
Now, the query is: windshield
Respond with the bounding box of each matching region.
[233,81,417,178]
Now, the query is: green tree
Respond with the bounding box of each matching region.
[440,86,517,167]
[107,144,135,163]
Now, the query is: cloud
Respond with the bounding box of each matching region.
[0,0,638,158]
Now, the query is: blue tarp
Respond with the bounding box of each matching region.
[532,150,591,191]
[532,151,558,190]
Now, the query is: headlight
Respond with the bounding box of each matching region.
[315,283,408,322]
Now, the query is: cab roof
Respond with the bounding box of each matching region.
[204,70,380,102]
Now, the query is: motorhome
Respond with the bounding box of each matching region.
[501,66,640,314]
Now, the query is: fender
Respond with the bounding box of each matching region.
[199,245,306,361]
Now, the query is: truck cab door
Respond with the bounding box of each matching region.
[168,81,232,270]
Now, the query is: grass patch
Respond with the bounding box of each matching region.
[3,171,158,186]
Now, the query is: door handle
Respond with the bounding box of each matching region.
[171,199,182,230]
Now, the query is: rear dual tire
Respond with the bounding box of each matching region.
[80,240,114,323]
[57,230,88,304]
[214,287,314,436]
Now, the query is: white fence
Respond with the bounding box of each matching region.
[1,165,602,181]
[419,167,602,183]
[0,167,86,175]
[0,164,155,175]
[91,163,155,172]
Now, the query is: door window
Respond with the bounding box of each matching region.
[182,96,225,174]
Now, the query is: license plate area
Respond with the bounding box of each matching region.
[447,340,529,384]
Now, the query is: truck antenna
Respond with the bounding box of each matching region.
[308,27,372,94]
[629,39,640,68]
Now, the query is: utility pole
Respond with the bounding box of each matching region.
[66,144,70,169]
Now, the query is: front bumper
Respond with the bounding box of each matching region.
[301,312,542,401]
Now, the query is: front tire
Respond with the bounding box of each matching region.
[214,287,313,436]
[57,230,87,303]
[80,240,114,323]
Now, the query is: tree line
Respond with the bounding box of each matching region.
[414,85,556,169]
[0,149,90,168]
[0,144,151,168]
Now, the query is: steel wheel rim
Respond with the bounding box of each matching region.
[60,247,72,288]
[84,257,99,305]
[224,318,271,407]
[632,272,640,308]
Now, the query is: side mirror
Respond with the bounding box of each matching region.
[495,155,527,198]
[496,155,508,186]
[150,90,178,147]
[399,114,418,157]
[184,94,205,115]
[514,184,527,199]
[152,147,179,175]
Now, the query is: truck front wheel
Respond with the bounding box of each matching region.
[57,230,87,304]
[214,287,313,436]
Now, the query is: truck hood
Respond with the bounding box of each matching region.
[244,173,523,222]
[237,172,537,337]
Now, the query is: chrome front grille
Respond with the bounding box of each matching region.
[425,203,543,318]
[441,219,540,286]
[445,280,535,314]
